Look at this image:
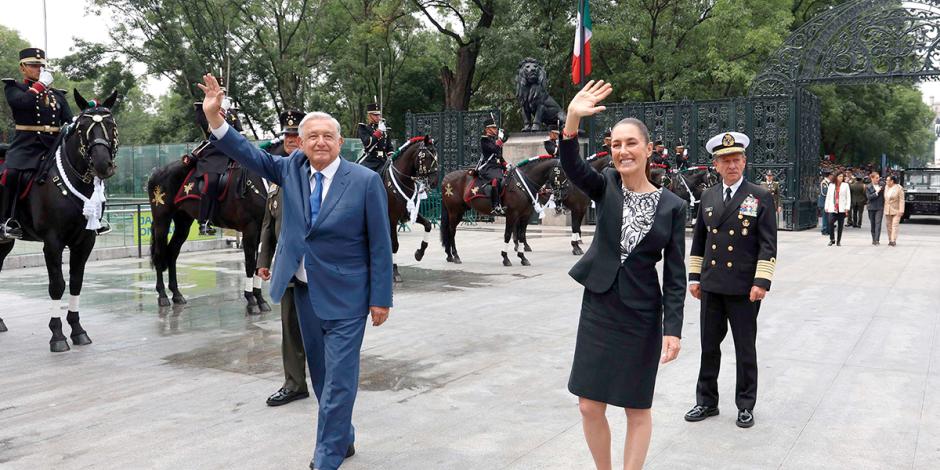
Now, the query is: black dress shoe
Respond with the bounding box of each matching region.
[684,405,719,422]
[265,387,309,407]
[736,409,755,428]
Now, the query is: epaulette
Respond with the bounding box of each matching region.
[1,78,15,85]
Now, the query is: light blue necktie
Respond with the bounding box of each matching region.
[310,172,324,226]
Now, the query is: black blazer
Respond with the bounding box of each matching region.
[560,139,687,338]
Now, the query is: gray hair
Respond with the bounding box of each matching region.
[298,111,342,139]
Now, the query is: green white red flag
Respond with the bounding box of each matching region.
[572,0,592,84]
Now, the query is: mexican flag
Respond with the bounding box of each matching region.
[571,0,592,85]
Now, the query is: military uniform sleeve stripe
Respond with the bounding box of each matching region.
[689,255,703,274]
[754,259,776,281]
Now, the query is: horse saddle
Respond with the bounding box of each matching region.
[0,169,39,200]
[464,176,504,204]
[174,167,236,204]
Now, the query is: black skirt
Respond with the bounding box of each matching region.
[568,285,663,409]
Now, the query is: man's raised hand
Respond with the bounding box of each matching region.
[196,73,226,131]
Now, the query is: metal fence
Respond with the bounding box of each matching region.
[5,201,223,256]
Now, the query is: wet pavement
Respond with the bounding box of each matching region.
[1,219,940,469]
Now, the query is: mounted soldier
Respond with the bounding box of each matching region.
[477,117,509,215]
[674,143,690,170]
[651,139,669,168]
[543,124,559,156]
[1,48,75,240]
[193,85,242,236]
[357,103,393,172]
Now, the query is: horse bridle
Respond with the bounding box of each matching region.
[391,139,439,190]
[71,108,119,182]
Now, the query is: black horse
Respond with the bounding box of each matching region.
[515,153,609,256]
[0,90,119,352]
[146,147,270,313]
[665,166,719,220]
[440,155,562,266]
[382,136,439,283]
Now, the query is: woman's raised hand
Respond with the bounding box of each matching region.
[567,80,613,119]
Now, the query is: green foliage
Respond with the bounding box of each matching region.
[0,25,30,142]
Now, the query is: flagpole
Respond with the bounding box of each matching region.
[578,0,584,86]
[42,0,48,52]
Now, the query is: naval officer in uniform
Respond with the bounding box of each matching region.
[684,131,777,429]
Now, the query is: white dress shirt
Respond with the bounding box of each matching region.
[722,177,745,203]
[211,121,341,283]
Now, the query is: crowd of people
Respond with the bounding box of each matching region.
[818,167,906,246]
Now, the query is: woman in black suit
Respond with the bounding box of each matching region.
[562,80,686,470]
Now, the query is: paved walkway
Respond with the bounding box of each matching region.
[1,217,938,469]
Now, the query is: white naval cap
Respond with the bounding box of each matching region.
[706,132,750,157]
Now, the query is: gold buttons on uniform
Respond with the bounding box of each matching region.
[711,260,716,266]
[742,228,749,236]
[712,229,718,234]
[712,244,717,250]
[728,246,734,252]
[727,262,733,268]
[738,214,743,220]
[729,229,735,236]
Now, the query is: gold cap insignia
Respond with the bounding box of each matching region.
[722,133,735,147]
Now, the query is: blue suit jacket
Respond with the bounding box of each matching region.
[211,127,393,319]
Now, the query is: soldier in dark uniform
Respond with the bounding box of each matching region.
[357,103,392,173]
[674,143,690,170]
[257,109,309,407]
[601,129,611,155]
[1,48,74,239]
[684,132,777,429]
[477,117,508,215]
[651,139,669,167]
[543,124,559,156]
[193,94,243,235]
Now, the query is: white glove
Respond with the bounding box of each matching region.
[39,68,54,87]
[498,129,505,141]
[221,96,232,112]
[378,120,387,132]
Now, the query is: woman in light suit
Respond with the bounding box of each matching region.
[883,175,905,246]
[562,80,686,470]
[825,172,851,246]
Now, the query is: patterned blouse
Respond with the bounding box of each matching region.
[620,187,663,261]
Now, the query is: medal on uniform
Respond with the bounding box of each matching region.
[739,195,759,217]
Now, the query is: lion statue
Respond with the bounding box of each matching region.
[515,58,566,132]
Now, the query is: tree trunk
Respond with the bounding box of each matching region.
[442,43,480,110]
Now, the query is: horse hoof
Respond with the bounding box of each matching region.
[524,245,533,252]
[394,273,404,283]
[453,257,462,264]
[502,259,512,267]
[246,304,261,315]
[573,247,584,256]
[158,297,171,307]
[50,339,70,353]
[172,295,187,305]
[414,249,425,262]
[257,301,272,313]
[521,259,532,266]
[71,332,93,346]
[446,256,454,263]
[0,319,7,332]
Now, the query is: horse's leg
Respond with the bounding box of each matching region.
[391,219,403,283]
[42,240,69,352]
[167,213,192,305]
[65,235,95,347]
[241,229,262,315]
[519,217,533,252]
[515,214,532,266]
[449,208,463,264]
[571,207,585,256]
[0,240,14,332]
[501,214,515,267]
[414,213,432,262]
[151,214,172,307]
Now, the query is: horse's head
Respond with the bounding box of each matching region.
[71,89,119,180]
[399,135,439,190]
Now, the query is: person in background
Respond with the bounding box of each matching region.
[865,171,885,245]
[849,175,866,228]
[883,175,904,247]
[824,173,850,247]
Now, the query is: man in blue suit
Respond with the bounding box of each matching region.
[198,74,393,470]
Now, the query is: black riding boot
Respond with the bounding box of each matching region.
[491,179,504,216]
[198,175,220,236]
[95,202,112,236]
[0,169,24,240]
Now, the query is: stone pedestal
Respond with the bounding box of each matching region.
[501,133,585,228]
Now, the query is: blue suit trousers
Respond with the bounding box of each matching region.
[293,283,366,470]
